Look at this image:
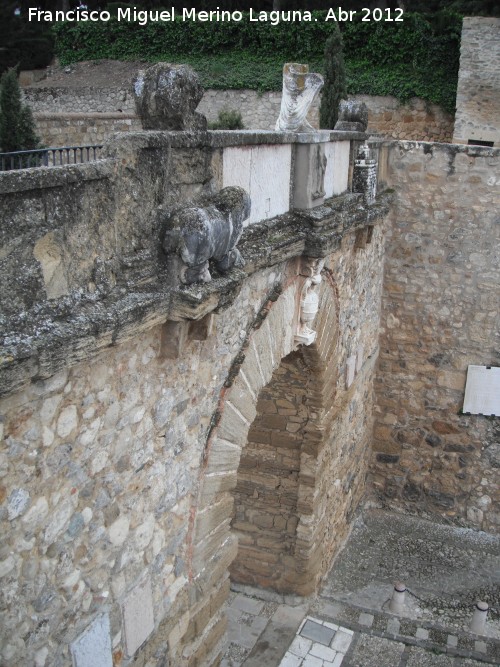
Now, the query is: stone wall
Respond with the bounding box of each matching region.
[453,17,500,147]
[34,113,141,147]
[24,86,136,114]
[0,128,388,666]
[23,83,453,146]
[199,92,453,143]
[371,141,500,533]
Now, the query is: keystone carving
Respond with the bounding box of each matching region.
[162,186,251,284]
[134,63,207,131]
[295,257,325,346]
[334,100,369,133]
[276,63,324,133]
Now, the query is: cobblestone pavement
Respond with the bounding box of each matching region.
[222,510,500,667]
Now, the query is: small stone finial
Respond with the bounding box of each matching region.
[334,100,369,133]
[295,257,325,346]
[275,63,324,133]
[162,186,251,285]
[133,63,207,131]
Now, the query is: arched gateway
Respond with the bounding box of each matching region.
[186,254,367,660]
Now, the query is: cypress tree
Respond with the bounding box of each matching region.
[319,25,347,130]
[0,68,41,154]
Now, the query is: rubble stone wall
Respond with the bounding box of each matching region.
[371,141,500,532]
[453,17,500,147]
[0,128,386,666]
[24,84,452,146]
[34,113,141,147]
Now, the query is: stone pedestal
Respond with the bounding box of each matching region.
[353,143,378,205]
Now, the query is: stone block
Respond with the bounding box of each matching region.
[194,495,233,543]
[217,401,250,448]
[300,619,335,645]
[230,595,264,615]
[252,327,275,386]
[228,376,258,423]
[324,141,350,197]
[199,471,237,503]
[193,519,232,573]
[121,576,155,658]
[223,144,292,225]
[205,437,241,477]
[69,614,113,667]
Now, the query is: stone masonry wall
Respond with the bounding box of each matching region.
[34,114,141,147]
[0,128,387,666]
[231,351,308,591]
[24,83,453,146]
[0,267,283,667]
[371,141,500,533]
[453,17,500,147]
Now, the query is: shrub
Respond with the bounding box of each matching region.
[208,110,245,130]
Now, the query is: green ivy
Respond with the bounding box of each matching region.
[52,11,462,112]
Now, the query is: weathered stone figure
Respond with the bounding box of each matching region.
[295,257,325,346]
[275,63,324,132]
[334,99,369,133]
[163,186,251,284]
[133,62,207,131]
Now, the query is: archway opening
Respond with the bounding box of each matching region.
[230,348,322,594]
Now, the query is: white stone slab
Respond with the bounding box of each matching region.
[324,141,350,197]
[289,635,312,658]
[223,144,292,225]
[121,576,155,657]
[279,652,302,667]
[463,365,500,415]
[70,614,113,667]
[330,629,353,654]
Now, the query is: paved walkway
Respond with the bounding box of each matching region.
[222,510,500,667]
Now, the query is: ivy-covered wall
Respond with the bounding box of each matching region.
[53,11,462,112]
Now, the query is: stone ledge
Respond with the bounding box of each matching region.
[0,192,390,397]
[158,128,367,149]
[0,159,114,195]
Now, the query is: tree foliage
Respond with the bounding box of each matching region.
[0,2,54,74]
[319,25,347,129]
[0,68,41,153]
[52,10,462,111]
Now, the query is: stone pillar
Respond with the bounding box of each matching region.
[353,142,378,205]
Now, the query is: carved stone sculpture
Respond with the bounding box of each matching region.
[334,100,369,133]
[134,63,207,131]
[295,257,325,346]
[275,63,324,133]
[163,186,251,284]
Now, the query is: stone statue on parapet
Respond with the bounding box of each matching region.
[275,63,324,133]
[162,187,251,285]
[334,100,368,133]
[133,63,207,131]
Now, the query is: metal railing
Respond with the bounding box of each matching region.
[0,145,104,171]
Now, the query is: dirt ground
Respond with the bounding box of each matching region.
[25,59,148,88]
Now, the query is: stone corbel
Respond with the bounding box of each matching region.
[294,257,325,347]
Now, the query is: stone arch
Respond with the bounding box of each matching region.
[189,260,343,603]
